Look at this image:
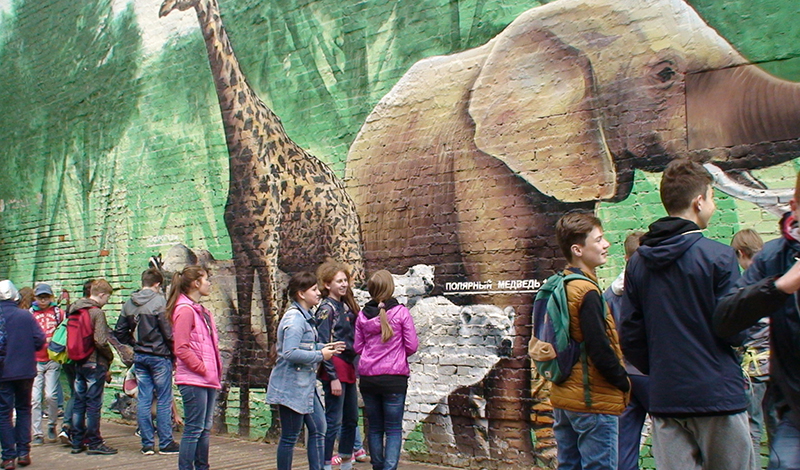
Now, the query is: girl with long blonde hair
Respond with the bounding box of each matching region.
[353,270,418,470]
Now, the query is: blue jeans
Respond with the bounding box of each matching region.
[277,395,326,470]
[0,379,34,461]
[135,353,174,448]
[323,380,358,461]
[179,385,217,470]
[71,362,107,448]
[554,407,619,470]
[362,391,406,470]
[768,411,800,470]
[61,362,76,430]
[619,375,649,470]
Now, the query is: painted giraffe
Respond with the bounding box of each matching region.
[159,0,364,392]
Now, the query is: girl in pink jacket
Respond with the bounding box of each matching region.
[167,266,222,470]
[354,270,418,470]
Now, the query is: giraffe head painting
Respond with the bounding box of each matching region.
[159,0,364,428]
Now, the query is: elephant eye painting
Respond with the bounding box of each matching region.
[0,0,798,468]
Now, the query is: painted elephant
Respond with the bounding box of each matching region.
[345,0,800,466]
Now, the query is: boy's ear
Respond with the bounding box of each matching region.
[570,243,583,260]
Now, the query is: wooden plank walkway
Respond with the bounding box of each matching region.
[23,420,454,470]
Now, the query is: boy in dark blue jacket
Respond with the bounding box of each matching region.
[620,159,754,470]
[715,171,800,470]
[0,280,46,470]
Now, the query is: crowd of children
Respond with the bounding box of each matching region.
[537,159,800,470]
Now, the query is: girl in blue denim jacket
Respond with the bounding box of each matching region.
[267,272,343,470]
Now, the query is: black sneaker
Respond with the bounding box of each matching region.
[141,446,155,455]
[87,444,118,455]
[158,442,180,455]
[70,445,86,454]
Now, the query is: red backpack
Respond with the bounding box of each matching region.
[66,308,95,361]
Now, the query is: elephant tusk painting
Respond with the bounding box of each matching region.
[1,0,799,467]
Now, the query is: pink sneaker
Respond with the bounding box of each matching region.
[354,448,368,462]
[331,454,342,465]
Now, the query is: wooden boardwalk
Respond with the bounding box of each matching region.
[24,420,454,470]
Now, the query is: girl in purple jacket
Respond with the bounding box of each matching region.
[354,270,418,470]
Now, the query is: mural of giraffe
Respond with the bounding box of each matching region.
[159,0,364,433]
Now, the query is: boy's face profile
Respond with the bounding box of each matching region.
[696,185,716,229]
[572,226,610,270]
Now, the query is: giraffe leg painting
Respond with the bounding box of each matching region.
[159,0,364,435]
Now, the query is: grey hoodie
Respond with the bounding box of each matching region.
[114,288,172,358]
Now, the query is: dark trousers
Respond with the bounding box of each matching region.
[0,379,34,461]
[619,374,650,470]
[323,380,358,461]
[362,391,406,470]
[71,362,107,448]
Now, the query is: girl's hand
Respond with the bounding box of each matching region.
[321,344,340,360]
[326,341,346,353]
[331,379,343,396]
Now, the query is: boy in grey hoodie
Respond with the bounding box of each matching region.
[114,268,177,455]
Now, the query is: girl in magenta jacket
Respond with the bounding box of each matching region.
[354,270,418,470]
[167,266,222,470]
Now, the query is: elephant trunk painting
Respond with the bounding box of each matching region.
[346,0,800,465]
[688,64,800,153]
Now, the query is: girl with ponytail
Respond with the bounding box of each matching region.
[354,270,419,470]
[168,266,222,470]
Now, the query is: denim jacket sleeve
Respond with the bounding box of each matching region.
[281,311,324,365]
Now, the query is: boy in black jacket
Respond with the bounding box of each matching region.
[620,159,753,470]
[715,171,800,469]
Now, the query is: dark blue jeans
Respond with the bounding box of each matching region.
[61,362,76,429]
[0,379,34,461]
[619,374,649,470]
[71,362,107,448]
[178,385,217,470]
[135,353,174,448]
[362,391,406,470]
[277,396,326,470]
[323,380,358,462]
[768,410,800,470]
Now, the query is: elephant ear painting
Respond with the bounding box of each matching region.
[347,0,799,465]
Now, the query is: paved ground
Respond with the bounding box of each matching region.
[22,420,453,470]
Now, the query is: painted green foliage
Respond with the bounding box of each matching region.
[1,0,800,293]
[0,0,141,287]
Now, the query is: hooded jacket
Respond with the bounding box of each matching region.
[620,217,746,416]
[114,288,173,358]
[715,212,800,428]
[0,299,45,381]
[67,297,115,367]
[354,298,418,378]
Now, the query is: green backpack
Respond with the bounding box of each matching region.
[530,271,601,406]
[47,319,71,364]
